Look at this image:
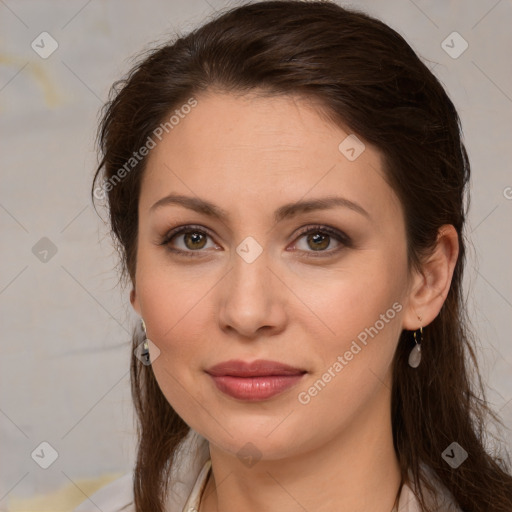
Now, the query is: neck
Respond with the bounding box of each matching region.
[199,385,402,512]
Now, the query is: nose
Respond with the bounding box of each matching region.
[217,244,287,340]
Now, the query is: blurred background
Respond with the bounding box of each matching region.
[1,0,511,510]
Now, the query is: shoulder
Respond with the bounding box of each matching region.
[72,471,134,512]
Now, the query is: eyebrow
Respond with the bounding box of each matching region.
[149,193,370,222]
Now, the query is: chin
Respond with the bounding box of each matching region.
[201,421,312,462]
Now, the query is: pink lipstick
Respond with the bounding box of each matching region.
[205,359,307,401]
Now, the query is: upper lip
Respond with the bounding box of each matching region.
[206,359,307,377]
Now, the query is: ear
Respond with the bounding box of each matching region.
[402,224,459,330]
[130,288,141,317]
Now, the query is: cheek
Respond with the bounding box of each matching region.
[295,258,403,353]
[138,269,211,419]
[293,278,403,428]
[136,244,204,329]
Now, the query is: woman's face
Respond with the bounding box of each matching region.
[131,91,415,460]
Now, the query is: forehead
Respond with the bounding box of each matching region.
[157,91,345,159]
[140,91,401,226]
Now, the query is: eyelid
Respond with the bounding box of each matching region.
[159,224,219,256]
[159,223,351,257]
[288,224,350,256]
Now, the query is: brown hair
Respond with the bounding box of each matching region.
[91,1,512,511]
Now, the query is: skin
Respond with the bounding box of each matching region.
[130,90,459,512]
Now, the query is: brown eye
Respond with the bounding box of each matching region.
[291,225,351,257]
[160,224,350,259]
[305,232,331,251]
[182,231,208,250]
[160,225,218,257]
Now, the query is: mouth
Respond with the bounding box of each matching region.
[205,359,307,401]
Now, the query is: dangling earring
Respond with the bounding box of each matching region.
[408,324,422,368]
[136,319,161,365]
[140,319,150,365]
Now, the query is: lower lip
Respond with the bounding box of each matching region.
[208,373,306,401]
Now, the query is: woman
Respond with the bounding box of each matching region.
[76,1,512,511]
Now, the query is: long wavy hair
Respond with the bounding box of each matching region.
[91,1,512,511]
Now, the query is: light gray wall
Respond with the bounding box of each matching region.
[1,0,511,508]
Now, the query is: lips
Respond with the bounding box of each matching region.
[205,359,307,377]
[205,359,307,401]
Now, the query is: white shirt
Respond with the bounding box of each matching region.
[73,428,461,512]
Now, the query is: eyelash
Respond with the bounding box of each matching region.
[158,224,351,259]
